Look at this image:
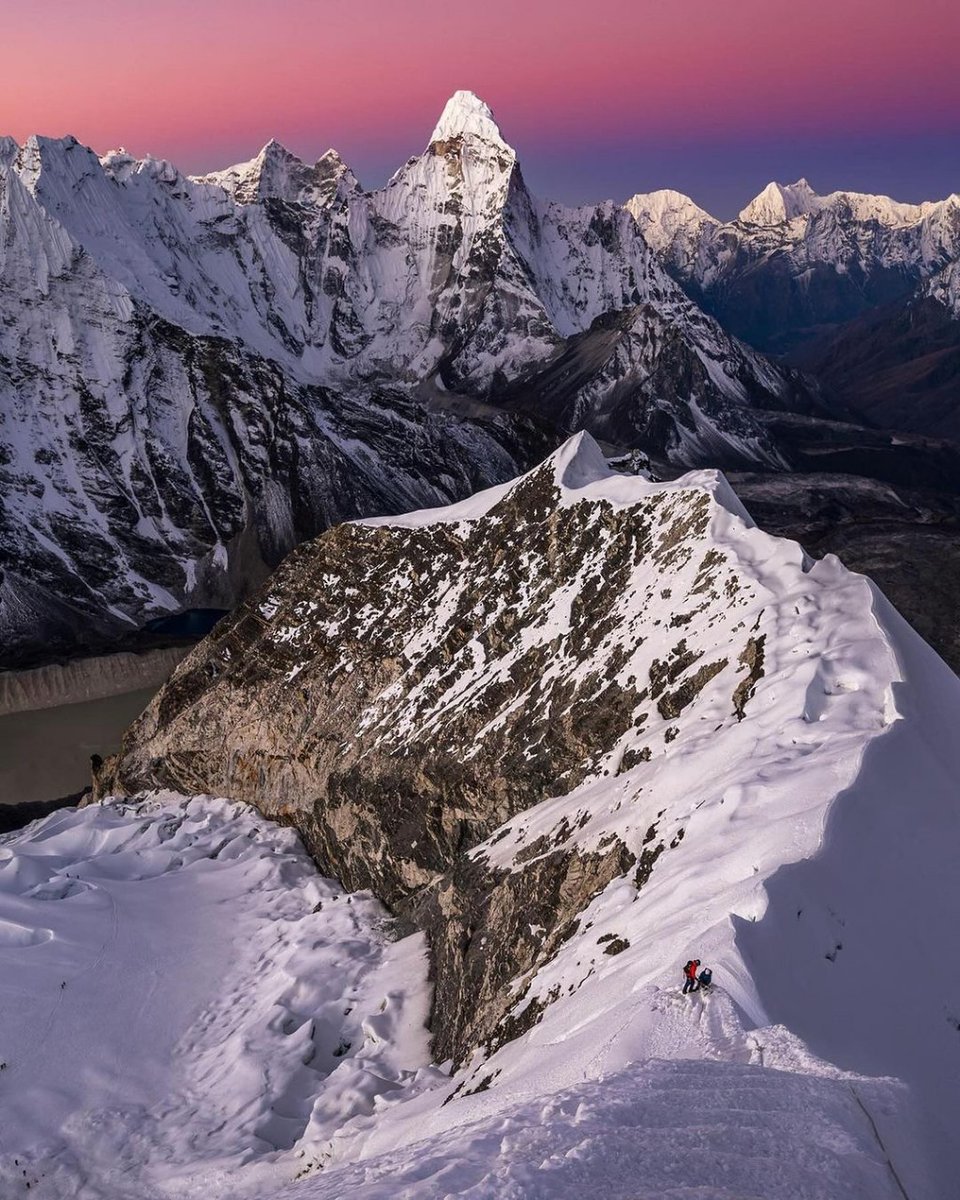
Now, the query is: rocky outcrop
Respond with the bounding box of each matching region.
[96,434,834,1064]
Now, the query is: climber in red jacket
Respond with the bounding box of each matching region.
[682,958,701,994]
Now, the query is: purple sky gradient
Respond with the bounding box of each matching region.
[2,0,957,216]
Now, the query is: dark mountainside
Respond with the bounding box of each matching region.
[795,295,960,441]
[688,259,917,358]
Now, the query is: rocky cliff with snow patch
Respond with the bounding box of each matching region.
[96,434,960,1155]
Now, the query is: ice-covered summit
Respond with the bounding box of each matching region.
[627,172,960,357]
[195,140,358,205]
[429,89,511,149]
[737,179,944,229]
[738,178,821,225]
[624,188,718,255]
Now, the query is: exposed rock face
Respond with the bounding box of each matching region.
[98,433,870,1064]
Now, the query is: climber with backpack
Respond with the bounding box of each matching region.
[698,966,713,991]
[682,958,700,994]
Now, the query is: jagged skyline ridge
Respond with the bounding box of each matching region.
[2,0,957,215]
[7,89,955,228]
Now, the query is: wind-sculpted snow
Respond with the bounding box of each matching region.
[281,1055,914,1200]
[0,795,928,1198]
[1,93,820,663]
[5,434,955,1195]
[0,794,433,1198]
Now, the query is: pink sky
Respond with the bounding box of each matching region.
[2,0,958,213]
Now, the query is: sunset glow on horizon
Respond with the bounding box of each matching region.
[3,0,958,216]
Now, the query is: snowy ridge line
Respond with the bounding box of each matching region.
[279,994,924,1200]
[629,178,959,234]
[627,175,960,350]
[31,429,960,1190]
[345,433,954,1196]
[0,788,925,1200]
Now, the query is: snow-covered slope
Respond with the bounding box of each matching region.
[93,433,960,1196]
[624,188,718,256]
[628,178,960,351]
[0,794,432,1198]
[0,793,929,1200]
[1,94,823,666]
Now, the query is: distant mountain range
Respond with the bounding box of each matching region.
[1,92,958,669]
[628,176,960,440]
[628,178,960,352]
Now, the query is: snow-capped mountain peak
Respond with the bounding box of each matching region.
[738,178,821,225]
[13,133,94,194]
[99,147,140,182]
[311,147,361,200]
[193,140,358,205]
[198,138,304,202]
[624,188,718,253]
[429,89,511,150]
[93,431,960,1196]
[626,171,960,357]
[0,100,829,666]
